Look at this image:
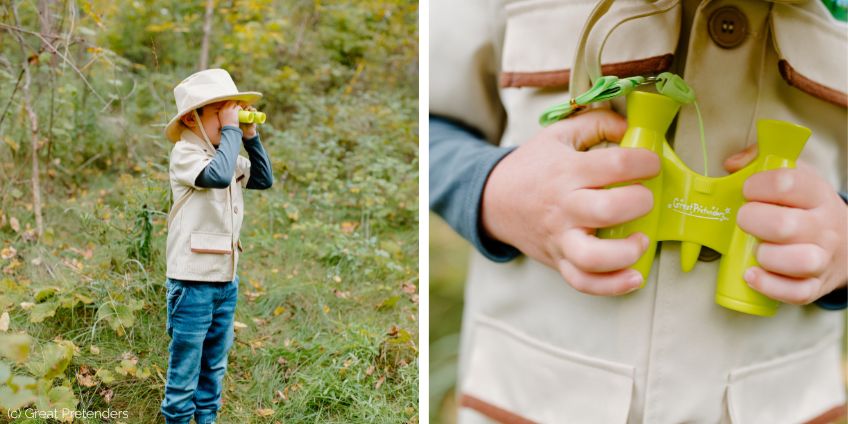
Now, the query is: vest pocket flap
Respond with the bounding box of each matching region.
[501,0,680,88]
[771,3,848,107]
[190,232,233,254]
[727,334,846,424]
[461,316,634,423]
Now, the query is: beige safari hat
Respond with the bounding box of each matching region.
[164,68,262,142]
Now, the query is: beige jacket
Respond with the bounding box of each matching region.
[166,129,250,282]
[431,0,847,422]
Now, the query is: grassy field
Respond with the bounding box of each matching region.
[0,0,418,422]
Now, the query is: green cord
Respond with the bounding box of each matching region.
[539,72,710,176]
[538,75,645,126]
[656,72,708,176]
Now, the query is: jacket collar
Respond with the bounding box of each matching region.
[180,128,216,156]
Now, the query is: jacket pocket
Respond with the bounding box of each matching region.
[770,3,847,108]
[460,316,635,423]
[726,332,846,424]
[500,0,680,89]
[190,231,233,254]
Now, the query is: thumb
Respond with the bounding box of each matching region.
[549,109,628,151]
[723,144,758,173]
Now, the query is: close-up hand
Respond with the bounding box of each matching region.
[218,100,241,128]
[240,104,258,139]
[481,109,661,296]
[724,145,848,305]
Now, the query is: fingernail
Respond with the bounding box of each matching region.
[625,273,643,293]
[743,268,756,284]
[639,234,650,250]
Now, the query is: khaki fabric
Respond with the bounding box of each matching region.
[431,0,847,422]
[166,129,251,282]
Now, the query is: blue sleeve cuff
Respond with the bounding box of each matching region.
[429,115,520,263]
[814,191,847,310]
[243,133,274,190]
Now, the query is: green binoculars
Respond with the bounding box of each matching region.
[238,110,266,124]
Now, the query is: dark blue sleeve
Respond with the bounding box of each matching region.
[195,126,242,189]
[814,191,848,310]
[429,115,520,262]
[243,134,273,190]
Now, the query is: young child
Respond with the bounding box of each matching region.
[160,68,273,424]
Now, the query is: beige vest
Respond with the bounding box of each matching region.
[166,129,250,282]
[431,0,847,422]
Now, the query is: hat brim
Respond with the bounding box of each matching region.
[164,92,263,142]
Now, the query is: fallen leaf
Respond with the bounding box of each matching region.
[333,289,350,299]
[256,408,275,417]
[89,345,100,355]
[366,365,375,375]
[8,217,19,233]
[333,275,342,283]
[273,306,286,316]
[401,282,417,294]
[0,247,16,260]
[76,366,96,387]
[0,312,8,331]
[233,321,248,330]
[340,221,358,234]
[376,296,401,311]
[99,387,113,403]
[375,375,385,390]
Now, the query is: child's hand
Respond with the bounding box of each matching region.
[481,110,659,295]
[725,146,848,304]
[219,101,241,128]
[240,104,258,139]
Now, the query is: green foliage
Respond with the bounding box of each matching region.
[0,0,417,421]
[0,335,78,417]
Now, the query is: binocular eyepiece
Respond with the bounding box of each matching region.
[238,110,266,124]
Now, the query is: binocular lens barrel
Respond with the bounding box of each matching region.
[237,110,267,124]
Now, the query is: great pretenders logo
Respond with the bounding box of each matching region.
[667,197,731,221]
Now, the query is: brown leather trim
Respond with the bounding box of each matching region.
[459,394,539,424]
[499,54,674,89]
[804,404,848,424]
[778,60,848,108]
[190,247,233,254]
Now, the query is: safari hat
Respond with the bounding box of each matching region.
[164,68,262,142]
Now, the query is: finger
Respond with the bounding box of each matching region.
[561,229,649,273]
[573,147,661,188]
[557,259,644,296]
[756,243,830,279]
[744,266,821,305]
[743,168,831,209]
[737,202,818,244]
[565,185,654,228]
[547,109,627,151]
[723,144,758,173]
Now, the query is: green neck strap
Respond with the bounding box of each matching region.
[539,72,710,176]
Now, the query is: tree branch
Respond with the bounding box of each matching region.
[0,21,108,105]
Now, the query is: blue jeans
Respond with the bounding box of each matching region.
[161,277,239,424]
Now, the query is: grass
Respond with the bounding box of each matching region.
[0,87,417,424]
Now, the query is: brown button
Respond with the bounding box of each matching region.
[698,246,722,262]
[708,6,748,49]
